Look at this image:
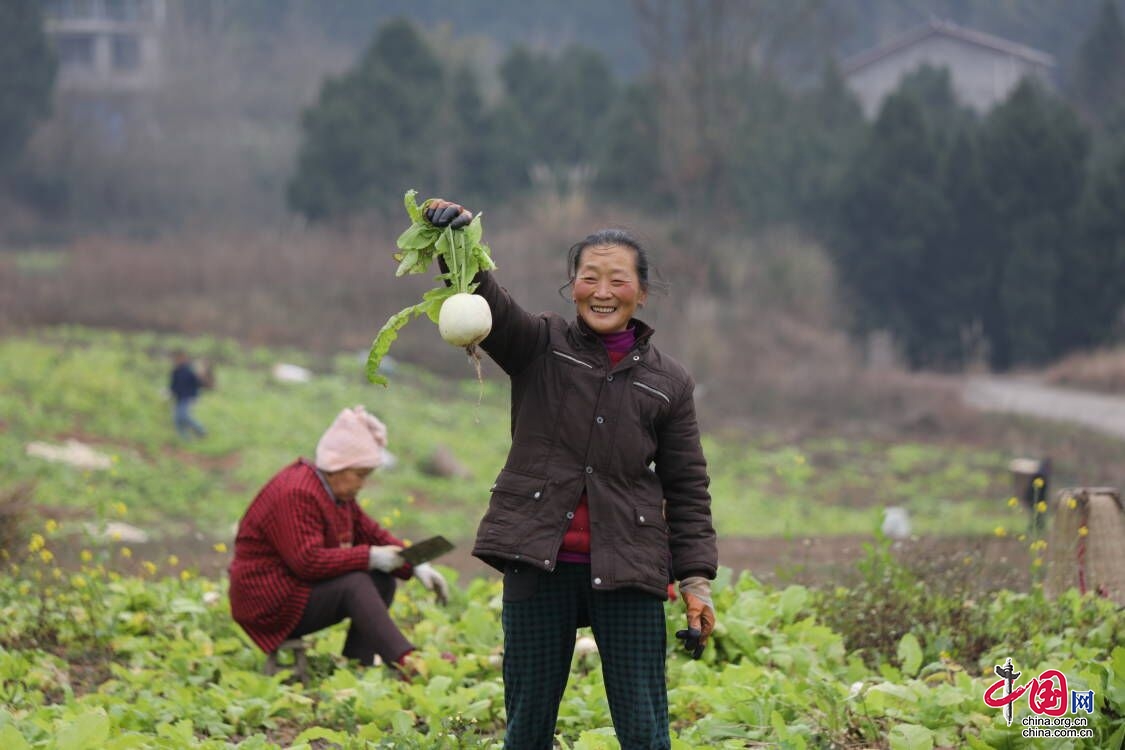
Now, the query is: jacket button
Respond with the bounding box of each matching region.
[639,515,646,523]
[607,374,614,382]
[533,491,541,499]
[585,466,593,474]
[543,559,550,566]
[596,416,604,424]
[633,355,640,361]
[593,577,602,585]
[566,511,574,519]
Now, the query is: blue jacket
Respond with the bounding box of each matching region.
[170,363,202,401]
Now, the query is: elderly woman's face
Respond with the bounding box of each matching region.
[572,244,647,334]
[325,467,374,501]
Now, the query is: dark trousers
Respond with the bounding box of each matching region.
[501,563,669,750]
[287,570,413,666]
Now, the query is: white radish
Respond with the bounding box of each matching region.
[438,292,492,347]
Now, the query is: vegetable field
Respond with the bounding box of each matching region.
[2,328,1124,748]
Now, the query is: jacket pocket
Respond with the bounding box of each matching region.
[551,349,595,369]
[480,469,548,539]
[628,505,670,580]
[632,380,671,404]
[490,469,548,501]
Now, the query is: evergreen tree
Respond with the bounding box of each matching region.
[1063,138,1125,347]
[286,19,448,221]
[831,90,954,367]
[936,129,993,366]
[788,62,866,235]
[977,79,1089,367]
[492,44,617,180]
[0,0,56,177]
[595,81,665,203]
[1069,0,1125,130]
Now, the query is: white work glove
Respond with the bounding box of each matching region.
[368,545,404,572]
[413,562,450,605]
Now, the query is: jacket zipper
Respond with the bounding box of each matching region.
[551,350,594,368]
[633,381,670,403]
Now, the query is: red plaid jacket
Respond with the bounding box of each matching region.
[228,459,408,653]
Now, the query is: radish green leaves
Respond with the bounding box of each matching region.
[366,190,497,386]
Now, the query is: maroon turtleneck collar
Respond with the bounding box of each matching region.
[598,325,636,355]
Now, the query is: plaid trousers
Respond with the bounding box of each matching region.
[501,563,669,750]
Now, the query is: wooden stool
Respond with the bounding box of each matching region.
[264,638,309,684]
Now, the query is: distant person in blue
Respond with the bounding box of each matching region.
[169,350,211,439]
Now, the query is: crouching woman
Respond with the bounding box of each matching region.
[228,405,448,670]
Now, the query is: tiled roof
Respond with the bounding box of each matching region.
[842,19,1054,75]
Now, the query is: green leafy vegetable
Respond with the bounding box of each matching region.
[366,190,497,386]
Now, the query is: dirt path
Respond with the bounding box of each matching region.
[963,375,1125,439]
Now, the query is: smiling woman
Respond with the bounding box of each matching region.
[415,200,717,750]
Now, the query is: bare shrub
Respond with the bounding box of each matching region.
[0,198,935,434]
[1044,347,1125,394]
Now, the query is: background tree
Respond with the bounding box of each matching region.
[0,0,56,178]
[831,90,953,367]
[976,80,1089,367]
[594,81,666,203]
[1068,0,1125,132]
[286,19,450,221]
[491,44,617,191]
[1062,138,1125,347]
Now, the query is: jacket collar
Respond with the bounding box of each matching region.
[573,316,655,351]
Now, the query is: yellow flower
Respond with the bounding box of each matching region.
[392,508,401,518]
[180,569,193,581]
[28,533,45,553]
[962,556,973,566]
[110,530,122,541]
[794,454,806,465]
[143,561,157,576]
[1067,497,1077,510]
[0,549,8,560]
[381,516,393,528]
[52,567,63,580]
[39,549,54,564]
[1007,496,1019,507]
[17,581,31,596]
[940,650,951,660]
[1032,558,1043,568]
[406,494,415,505]
[212,542,227,553]
[1032,477,1045,489]
[71,575,87,589]
[167,555,179,567]
[1078,526,1089,537]
[113,501,127,516]
[45,519,59,534]
[80,550,93,563]
[1036,501,1047,513]
[994,526,1007,538]
[1018,534,1027,542]
[120,547,133,559]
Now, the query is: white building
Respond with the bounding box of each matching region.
[843,19,1054,118]
[42,0,167,94]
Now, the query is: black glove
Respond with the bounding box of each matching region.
[424,199,473,230]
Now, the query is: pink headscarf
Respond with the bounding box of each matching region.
[315,405,388,472]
